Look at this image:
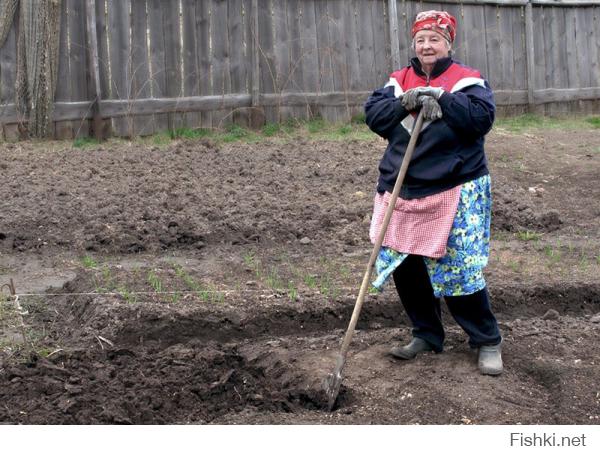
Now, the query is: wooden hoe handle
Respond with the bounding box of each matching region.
[326,110,425,410]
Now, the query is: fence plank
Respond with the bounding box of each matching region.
[532,5,547,92]
[229,0,249,125]
[249,0,262,127]
[564,6,579,88]
[85,0,105,141]
[273,0,290,121]
[589,7,600,87]
[542,6,565,115]
[107,0,131,137]
[95,0,110,102]
[575,7,591,88]
[314,0,336,121]
[53,0,73,139]
[131,0,155,136]
[451,2,469,63]
[67,0,90,138]
[356,0,374,88]
[326,0,346,120]
[162,0,185,130]
[0,14,16,106]
[497,6,515,92]
[484,5,502,88]
[395,0,412,67]
[147,0,169,132]
[0,10,17,140]
[286,0,306,120]
[388,0,400,70]
[343,1,361,94]
[181,0,199,130]
[463,3,489,76]
[525,2,535,106]
[545,7,558,91]
[374,1,391,89]
[257,0,275,122]
[196,0,212,129]
[298,0,319,103]
[510,6,527,91]
[552,7,567,89]
[162,0,184,130]
[211,0,232,128]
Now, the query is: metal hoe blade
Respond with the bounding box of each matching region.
[324,354,345,411]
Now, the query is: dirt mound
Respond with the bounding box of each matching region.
[0,139,378,254]
[492,187,562,232]
[2,267,597,424]
[0,342,332,424]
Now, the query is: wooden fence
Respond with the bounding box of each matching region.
[0,0,599,140]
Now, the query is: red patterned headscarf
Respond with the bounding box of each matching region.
[412,10,457,43]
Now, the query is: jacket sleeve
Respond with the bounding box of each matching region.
[364,85,410,139]
[437,81,495,139]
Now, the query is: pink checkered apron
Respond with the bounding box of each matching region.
[369,186,462,258]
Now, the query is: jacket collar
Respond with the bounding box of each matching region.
[410,56,453,79]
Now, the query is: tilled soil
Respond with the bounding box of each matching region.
[1,126,599,424]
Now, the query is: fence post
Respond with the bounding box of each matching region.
[388,0,401,70]
[525,0,536,110]
[85,0,104,141]
[249,0,264,129]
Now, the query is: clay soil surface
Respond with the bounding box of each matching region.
[1,123,599,424]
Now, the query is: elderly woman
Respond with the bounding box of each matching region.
[364,11,502,375]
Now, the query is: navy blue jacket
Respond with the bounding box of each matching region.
[365,57,495,199]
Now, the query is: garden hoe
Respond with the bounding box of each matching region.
[324,110,425,411]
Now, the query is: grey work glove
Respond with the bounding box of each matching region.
[418,95,443,121]
[401,86,445,110]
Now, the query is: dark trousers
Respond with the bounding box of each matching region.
[392,254,501,352]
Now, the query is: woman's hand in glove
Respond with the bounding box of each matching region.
[418,95,443,121]
[401,86,445,110]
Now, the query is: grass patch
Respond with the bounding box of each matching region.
[495,114,597,133]
[117,286,137,304]
[516,230,542,242]
[338,124,352,135]
[73,137,100,148]
[172,263,224,304]
[147,270,163,293]
[262,123,280,137]
[307,117,326,134]
[138,116,375,147]
[168,127,212,140]
[222,124,252,142]
[81,255,98,268]
[544,244,562,267]
[585,116,600,128]
[264,266,284,291]
[303,274,317,289]
[151,133,172,146]
[351,112,366,124]
[287,281,298,302]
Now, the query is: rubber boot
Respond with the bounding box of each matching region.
[478,343,503,375]
[389,337,435,360]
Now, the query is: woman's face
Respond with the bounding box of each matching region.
[414,30,451,70]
